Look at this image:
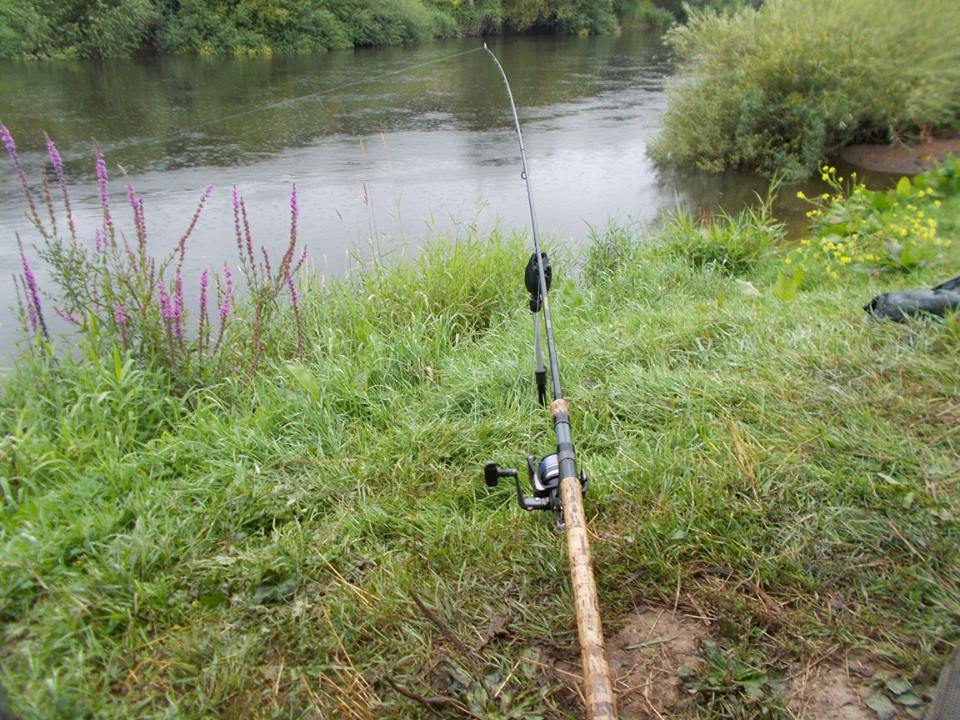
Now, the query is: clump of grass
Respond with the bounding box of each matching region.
[654,190,783,275]
[1,164,959,718]
[651,0,960,179]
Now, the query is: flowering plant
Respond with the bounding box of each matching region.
[785,164,949,281]
[1,124,306,386]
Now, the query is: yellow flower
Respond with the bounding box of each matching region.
[796,190,806,199]
[934,200,942,208]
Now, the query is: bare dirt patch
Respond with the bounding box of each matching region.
[789,663,876,720]
[604,607,710,720]
[841,137,960,176]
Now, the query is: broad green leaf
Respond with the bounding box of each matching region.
[896,176,912,197]
[773,266,804,301]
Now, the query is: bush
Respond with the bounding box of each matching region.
[650,0,960,179]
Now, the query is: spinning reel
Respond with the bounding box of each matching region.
[484,455,587,527]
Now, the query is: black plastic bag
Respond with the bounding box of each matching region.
[864,274,960,321]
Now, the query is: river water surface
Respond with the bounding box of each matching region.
[0,31,782,363]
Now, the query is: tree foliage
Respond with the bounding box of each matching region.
[0,0,666,59]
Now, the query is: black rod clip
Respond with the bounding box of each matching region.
[525,251,552,313]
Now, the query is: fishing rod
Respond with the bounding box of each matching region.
[480,44,618,720]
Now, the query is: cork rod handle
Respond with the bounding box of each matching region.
[560,475,618,720]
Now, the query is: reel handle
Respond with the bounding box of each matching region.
[483,461,551,510]
[484,461,516,487]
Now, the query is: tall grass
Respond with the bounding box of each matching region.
[2,162,958,717]
[651,0,960,179]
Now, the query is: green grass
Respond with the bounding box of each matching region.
[1,188,959,717]
[651,0,960,179]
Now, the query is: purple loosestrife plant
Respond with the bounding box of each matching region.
[176,184,213,273]
[5,129,311,387]
[114,303,129,347]
[2,123,45,235]
[197,269,209,354]
[212,262,234,356]
[95,146,113,242]
[127,184,147,251]
[277,185,299,283]
[40,164,58,239]
[43,132,74,244]
[17,236,48,340]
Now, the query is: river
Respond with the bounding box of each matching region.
[0,30,795,363]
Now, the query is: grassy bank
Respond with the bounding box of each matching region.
[2,160,959,717]
[651,0,960,180]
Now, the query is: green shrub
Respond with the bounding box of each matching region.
[651,0,960,179]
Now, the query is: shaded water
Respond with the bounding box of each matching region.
[0,31,784,362]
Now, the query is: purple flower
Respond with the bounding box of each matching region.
[2,124,43,233]
[95,228,105,253]
[45,135,64,180]
[196,269,210,349]
[220,263,233,320]
[261,246,273,281]
[0,123,15,157]
[127,185,146,249]
[231,186,243,253]
[277,184,299,281]
[286,272,300,310]
[289,184,299,245]
[173,272,184,343]
[19,240,48,338]
[198,269,209,317]
[287,271,304,356]
[45,134,76,241]
[157,282,173,320]
[95,146,113,237]
[55,308,81,326]
[114,303,129,345]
